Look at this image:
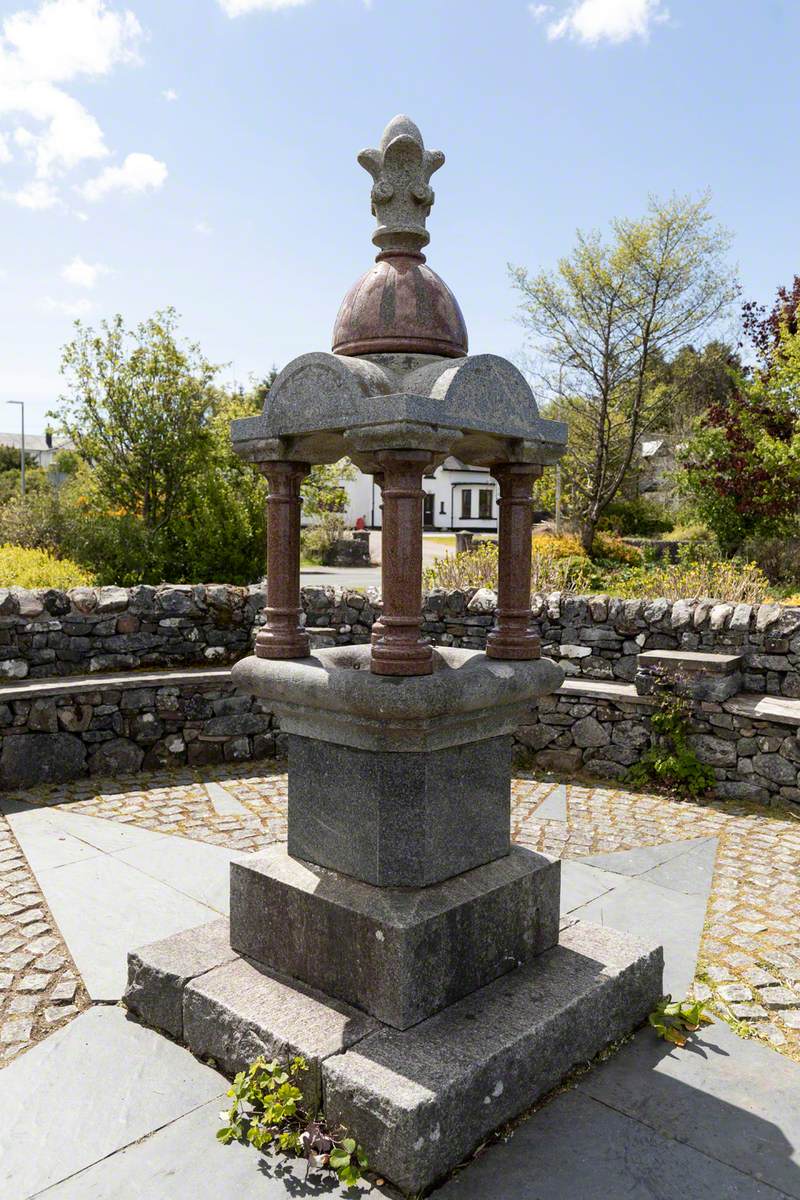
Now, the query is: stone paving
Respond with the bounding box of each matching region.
[2,762,799,1067]
[0,808,87,1068]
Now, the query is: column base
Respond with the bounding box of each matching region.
[125,918,663,1196]
[255,631,311,660]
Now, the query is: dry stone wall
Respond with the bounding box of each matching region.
[0,584,798,804]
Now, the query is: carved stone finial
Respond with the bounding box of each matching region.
[357,115,445,255]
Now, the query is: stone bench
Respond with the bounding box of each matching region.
[0,667,279,790]
[635,649,744,701]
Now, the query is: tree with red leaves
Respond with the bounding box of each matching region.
[680,287,800,554]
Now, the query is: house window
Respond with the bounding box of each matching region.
[460,489,472,519]
[478,488,494,520]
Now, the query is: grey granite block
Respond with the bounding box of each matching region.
[229,845,560,1029]
[125,918,237,1039]
[231,644,563,753]
[287,733,511,886]
[322,920,664,1195]
[183,956,378,1109]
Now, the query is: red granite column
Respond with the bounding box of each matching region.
[256,460,311,660]
[486,464,541,661]
[371,450,433,676]
[370,471,385,647]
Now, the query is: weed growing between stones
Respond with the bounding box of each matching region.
[648,995,714,1047]
[629,684,716,798]
[217,1055,368,1188]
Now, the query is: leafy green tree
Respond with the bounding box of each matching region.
[0,446,37,473]
[512,194,738,552]
[52,308,220,533]
[302,459,356,519]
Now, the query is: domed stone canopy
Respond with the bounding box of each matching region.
[332,114,468,359]
[332,253,468,359]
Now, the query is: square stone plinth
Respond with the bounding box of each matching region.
[322,921,664,1195]
[287,733,511,886]
[229,845,560,1029]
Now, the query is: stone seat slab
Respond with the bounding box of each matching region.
[637,650,743,674]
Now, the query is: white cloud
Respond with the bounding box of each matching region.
[162,87,178,101]
[0,132,11,163]
[193,219,212,235]
[41,294,93,316]
[79,150,167,201]
[7,178,59,207]
[0,1,166,210]
[529,3,553,17]
[61,254,107,287]
[542,0,668,44]
[218,0,312,16]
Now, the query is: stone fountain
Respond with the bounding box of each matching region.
[126,116,663,1195]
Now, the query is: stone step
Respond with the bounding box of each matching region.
[322,920,663,1194]
[636,650,744,701]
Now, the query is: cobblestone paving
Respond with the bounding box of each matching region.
[0,809,88,1069]
[2,765,799,1065]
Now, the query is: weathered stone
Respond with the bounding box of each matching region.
[0,733,86,787]
[323,921,663,1196]
[572,716,610,748]
[0,659,28,679]
[125,918,238,1039]
[183,955,378,1107]
[95,586,129,613]
[751,753,796,786]
[230,845,560,1030]
[87,737,144,775]
[27,699,58,733]
[686,734,737,768]
[287,733,511,886]
[536,747,583,773]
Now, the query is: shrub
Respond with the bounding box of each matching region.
[301,513,348,564]
[739,535,800,585]
[424,540,592,594]
[608,559,770,604]
[600,498,675,537]
[0,544,94,589]
[592,531,643,565]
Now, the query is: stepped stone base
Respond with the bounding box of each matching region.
[229,844,561,1029]
[125,918,662,1194]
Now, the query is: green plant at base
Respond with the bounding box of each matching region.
[648,995,714,1047]
[217,1055,368,1188]
[629,687,716,798]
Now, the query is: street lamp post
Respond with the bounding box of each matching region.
[7,401,25,497]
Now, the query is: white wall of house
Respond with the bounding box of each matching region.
[343,458,500,531]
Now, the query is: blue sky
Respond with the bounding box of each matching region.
[1,0,798,433]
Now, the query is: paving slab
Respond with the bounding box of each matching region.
[532,783,567,821]
[0,1006,226,1200]
[566,870,710,996]
[578,1020,800,1198]
[578,836,715,878]
[205,781,249,817]
[33,853,219,999]
[638,837,719,895]
[114,836,241,913]
[35,1098,362,1199]
[559,860,620,913]
[433,1088,794,1200]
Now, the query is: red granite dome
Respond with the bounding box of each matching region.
[332,252,468,359]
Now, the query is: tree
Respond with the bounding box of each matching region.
[646,341,740,434]
[0,446,37,473]
[302,460,356,520]
[511,194,738,551]
[742,275,800,370]
[679,323,800,553]
[53,308,220,533]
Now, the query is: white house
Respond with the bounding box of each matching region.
[0,430,72,470]
[344,457,500,532]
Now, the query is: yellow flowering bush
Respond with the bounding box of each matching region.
[0,544,94,590]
